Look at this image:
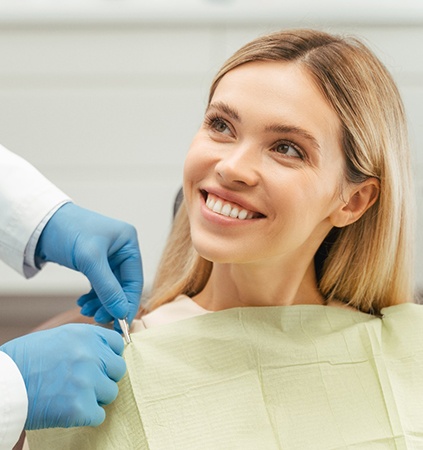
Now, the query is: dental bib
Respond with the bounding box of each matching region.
[27,303,423,449]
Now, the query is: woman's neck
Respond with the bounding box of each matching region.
[193,258,325,311]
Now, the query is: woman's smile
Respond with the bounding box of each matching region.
[201,189,266,222]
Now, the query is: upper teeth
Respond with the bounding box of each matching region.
[206,194,253,220]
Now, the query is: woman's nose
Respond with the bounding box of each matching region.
[215,144,260,187]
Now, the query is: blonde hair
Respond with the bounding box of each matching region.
[146,29,415,315]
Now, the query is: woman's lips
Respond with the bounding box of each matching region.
[201,190,265,220]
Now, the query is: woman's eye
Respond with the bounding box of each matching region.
[273,142,303,159]
[214,119,229,133]
[206,116,232,135]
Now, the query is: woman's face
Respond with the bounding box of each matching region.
[183,61,349,267]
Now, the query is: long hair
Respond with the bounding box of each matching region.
[146,29,415,315]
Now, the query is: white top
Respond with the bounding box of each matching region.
[0,144,70,450]
[132,295,211,332]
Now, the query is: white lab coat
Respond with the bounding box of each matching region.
[0,352,27,450]
[0,144,70,449]
[0,144,70,277]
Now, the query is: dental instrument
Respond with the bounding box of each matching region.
[118,319,132,344]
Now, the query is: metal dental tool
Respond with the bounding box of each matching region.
[118,318,132,344]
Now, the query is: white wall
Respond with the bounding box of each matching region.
[0,3,421,297]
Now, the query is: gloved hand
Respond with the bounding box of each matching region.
[0,324,126,430]
[36,203,143,328]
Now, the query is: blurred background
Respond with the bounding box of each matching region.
[0,0,422,343]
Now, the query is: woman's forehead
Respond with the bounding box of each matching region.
[210,61,343,152]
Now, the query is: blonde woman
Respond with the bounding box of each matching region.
[27,29,421,449]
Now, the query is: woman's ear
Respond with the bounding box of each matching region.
[331,178,380,228]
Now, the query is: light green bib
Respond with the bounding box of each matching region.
[27,303,423,449]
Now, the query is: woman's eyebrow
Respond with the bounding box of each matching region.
[207,101,241,122]
[265,123,321,154]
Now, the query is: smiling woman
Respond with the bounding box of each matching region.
[182,60,374,310]
[148,29,413,316]
[27,29,421,449]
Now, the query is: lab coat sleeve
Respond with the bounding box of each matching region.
[0,351,27,450]
[0,144,71,277]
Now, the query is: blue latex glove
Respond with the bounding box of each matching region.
[0,324,126,430]
[36,203,143,328]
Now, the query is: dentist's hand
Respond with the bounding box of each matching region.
[36,203,143,327]
[0,324,126,429]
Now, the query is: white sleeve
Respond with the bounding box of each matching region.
[0,144,71,277]
[0,352,28,450]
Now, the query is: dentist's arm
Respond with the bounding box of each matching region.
[0,145,142,448]
[0,144,70,277]
[0,144,143,326]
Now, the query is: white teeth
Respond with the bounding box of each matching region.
[229,208,239,218]
[213,200,223,213]
[205,194,255,220]
[238,209,248,220]
[221,204,232,216]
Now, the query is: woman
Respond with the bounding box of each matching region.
[27,29,421,449]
